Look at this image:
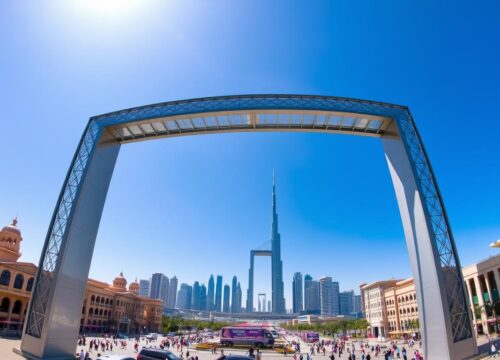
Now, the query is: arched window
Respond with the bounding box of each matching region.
[105,298,109,305]
[100,297,104,304]
[96,296,100,303]
[91,295,95,303]
[0,270,11,286]
[26,277,34,292]
[89,308,93,315]
[13,274,24,289]
[0,297,10,312]
[110,300,113,306]
[12,300,22,314]
[99,309,103,316]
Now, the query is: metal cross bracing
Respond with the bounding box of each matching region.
[25,121,102,338]
[24,94,472,345]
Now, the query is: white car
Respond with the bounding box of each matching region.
[96,355,136,360]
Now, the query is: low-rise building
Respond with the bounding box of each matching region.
[360,279,400,338]
[361,254,500,338]
[0,218,162,336]
[463,254,500,335]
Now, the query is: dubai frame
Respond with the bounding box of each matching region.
[19,95,476,359]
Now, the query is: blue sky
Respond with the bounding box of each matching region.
[1,1,499,310]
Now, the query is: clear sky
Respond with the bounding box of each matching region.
[1,1,499,310]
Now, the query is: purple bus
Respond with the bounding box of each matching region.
[301,331,319,343]
[220,327,275,348]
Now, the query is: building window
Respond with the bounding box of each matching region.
[0,270,11,286]
[0,297,10,312]
[26,277,34,292]
[12,300,22,314]
[13,274,24,289]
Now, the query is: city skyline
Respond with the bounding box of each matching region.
[1,1,499,322]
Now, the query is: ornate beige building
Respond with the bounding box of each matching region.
[361,254,500,339]
[0,218,162,336]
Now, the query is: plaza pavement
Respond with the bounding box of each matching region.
[0,334,496,359]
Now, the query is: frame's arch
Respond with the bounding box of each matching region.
[20,95,475,359]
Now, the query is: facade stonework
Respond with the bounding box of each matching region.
[0,218,162,336]
[361,255,500,339]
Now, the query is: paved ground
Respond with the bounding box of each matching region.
[1,334,499,359]
[0,335,426,360]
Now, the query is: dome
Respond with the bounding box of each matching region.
[1,218,21,236]
[129,278,139,294]
[112,272,127,290]
[0,218,22,262]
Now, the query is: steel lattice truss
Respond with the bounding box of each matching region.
[25,95,472,342]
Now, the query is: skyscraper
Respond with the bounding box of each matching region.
[304,275,320,314]
[354,294,362,315]
[236,282,242,313]
[292,272,303,314]
[207,275,215,311]
[139,279,150,297]
[332,280,340,316]
[177,283,192,310]
[339,290,355,316]
[320,277,339,316]
[270,171,286,314]
[200,284,207,311]
[223,284,230,313]
[161,276,170,308]
[231,276,238,313]
[167,276,178,308]
[150,273,169,305]
[215,275,223,312]
[191,281,201,310]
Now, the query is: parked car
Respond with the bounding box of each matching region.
[137,348,180,360]
[96,355,136,360]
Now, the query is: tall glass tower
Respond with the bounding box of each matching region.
[271,171,286,314]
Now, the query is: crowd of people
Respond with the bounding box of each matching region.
[74,329,425,360]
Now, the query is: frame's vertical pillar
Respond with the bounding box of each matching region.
[20,126,120,360]
[382,121,476,359]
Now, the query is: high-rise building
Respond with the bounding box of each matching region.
[191,281,201,310]
[354,294,362,314]
[236,282,242,313]
[270,172,286,314]
[200,284,207,311]
[223,284,230,313]
[150,273,169,305]
[332,281,340,316]
[161,276,169,308]
[177,283,192,310]
[292,272,303,314]
[207,275,215,311]
[268,300,271,313]
[231,276,238,313]
[320,277,339,316]
[139,279,150,297]
[167,276,178,308]
[304,275,320,314]
[339,290,355,316]
[215,275,223,312]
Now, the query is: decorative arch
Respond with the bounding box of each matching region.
[26,277,34,292]
[21,95,475,359]
[12,300,22,314]
[0,297,10,312]
[13,274,24,289]
[0,270,11,286]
